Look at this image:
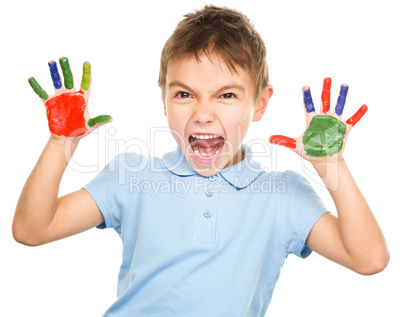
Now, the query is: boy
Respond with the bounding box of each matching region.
[13,5,389,316]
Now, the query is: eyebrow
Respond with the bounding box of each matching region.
[167,80,246,94]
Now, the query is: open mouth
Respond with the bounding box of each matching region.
[189,134,225,159]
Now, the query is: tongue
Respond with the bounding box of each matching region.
[194,137,224,148]
[192,137,224,158]
[197,143,222,157]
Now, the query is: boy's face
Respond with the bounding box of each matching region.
[161,53,272,177]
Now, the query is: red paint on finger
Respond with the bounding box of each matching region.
[269,135,297,149]
[321,77,332,113]
[45,92,87,136]
[346,104,368,126]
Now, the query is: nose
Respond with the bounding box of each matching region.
[192,102,215,125]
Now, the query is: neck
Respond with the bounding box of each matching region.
[224,147,244,168]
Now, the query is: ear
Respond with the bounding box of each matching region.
[158,82,167,117]
[252,85,273,122]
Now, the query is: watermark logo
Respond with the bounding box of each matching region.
[129,175,286,197]
[62,124,338,190]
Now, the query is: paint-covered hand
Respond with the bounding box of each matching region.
[28,57,112,138]
[269,78,367,163]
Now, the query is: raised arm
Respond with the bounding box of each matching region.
[13,58,112,246]
[269,78,389,274]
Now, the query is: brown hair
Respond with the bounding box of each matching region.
[158,5,269,102]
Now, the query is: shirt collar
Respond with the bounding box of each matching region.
[161,146,198,176]
[161,144,264,189]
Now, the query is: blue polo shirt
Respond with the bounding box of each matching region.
[84,144,329,316]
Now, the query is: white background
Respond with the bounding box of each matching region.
[1,0,400,316]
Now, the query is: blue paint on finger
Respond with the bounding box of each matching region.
[48,61,62,89]
[304,88,315,113]
[335,85,349,116]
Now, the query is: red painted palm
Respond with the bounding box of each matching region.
[28,57,112,138]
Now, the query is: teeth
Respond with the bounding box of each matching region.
[191,134,220,139]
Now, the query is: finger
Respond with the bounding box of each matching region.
[346,104,368,126]
[269,135,297,149]
[303,87,315,113]
[48,60,62,90]
[321,77,331,113]
[88,115,112,128]
[28,77,49,100]
[80,62,91,91]
[334,84,349,116]
[59,57,74,89]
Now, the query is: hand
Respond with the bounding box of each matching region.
[269,77,367,164]
[28,57,112,139]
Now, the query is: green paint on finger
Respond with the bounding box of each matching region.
[59,57,74,89]
[302,115,346,157]
[28,77,49,100]
[88,115,111,127]
[81,63,91,91]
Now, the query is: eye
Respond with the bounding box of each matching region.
[220,93,236,99]
[176,92,191,98]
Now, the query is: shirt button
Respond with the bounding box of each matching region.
[203,210,212,218]
[206,191,213,197]
[208,176,216,182]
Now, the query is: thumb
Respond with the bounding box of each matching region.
[269,135,297,149]
[88,115,113,128]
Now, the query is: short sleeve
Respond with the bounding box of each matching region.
[279,170,330,258]
[83,152,146,232]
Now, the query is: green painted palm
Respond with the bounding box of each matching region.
[269,77,367,164]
